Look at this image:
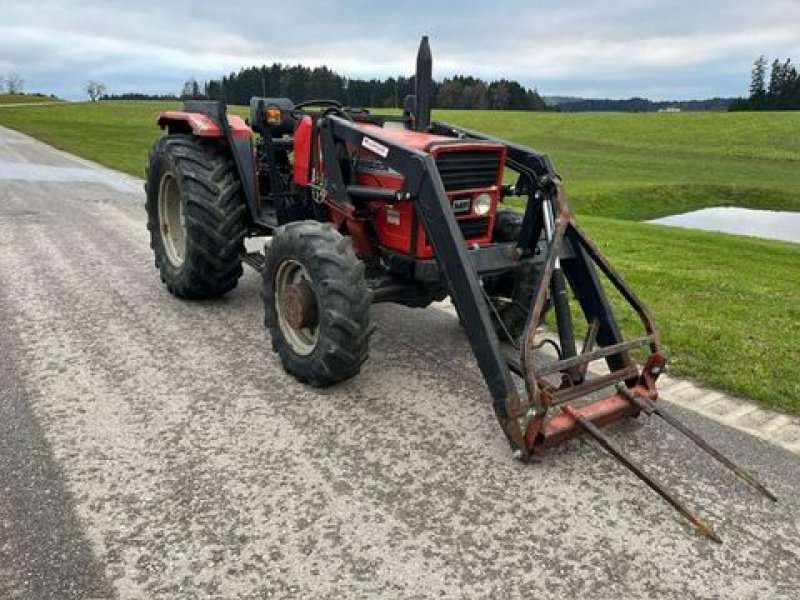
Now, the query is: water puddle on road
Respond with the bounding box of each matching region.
[648,207,800,244]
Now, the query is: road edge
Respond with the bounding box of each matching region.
[0,124,144,196]
[431,301,800,455]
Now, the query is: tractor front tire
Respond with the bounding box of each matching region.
[145,134,246,298]
[263,221,374,386]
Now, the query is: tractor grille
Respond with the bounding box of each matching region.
[435,150,502,191]
[458,218,490,239]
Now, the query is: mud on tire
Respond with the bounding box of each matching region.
[145,134,246,298]
[263,221,374,386]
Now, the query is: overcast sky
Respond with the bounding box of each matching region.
[2,0,799,101]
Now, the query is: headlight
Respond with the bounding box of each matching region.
[473,193,492,216]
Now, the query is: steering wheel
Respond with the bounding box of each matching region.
[293,99,353,121]
[293,99,342,110]
[321,106,354,121]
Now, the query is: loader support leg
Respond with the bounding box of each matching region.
[551,270,577,365]
[542,194,578,374]
[216,103,259,219]
[560,230,631,375]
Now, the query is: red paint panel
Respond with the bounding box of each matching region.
[526,386,651,454]
[373,199,416,255]
[359,123,453,151]
[157,111,252,139]
[292,116,313,185]
[352,134,506,260]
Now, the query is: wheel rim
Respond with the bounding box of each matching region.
[275,259,320,355]
[158,172,186,267]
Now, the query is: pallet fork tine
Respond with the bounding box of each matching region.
[616,384,778,502]
[562,403,723,543]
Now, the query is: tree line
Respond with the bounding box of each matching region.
[194,65,548,110]
[730,56,800,110]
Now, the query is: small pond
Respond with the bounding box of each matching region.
[648,207,800,244]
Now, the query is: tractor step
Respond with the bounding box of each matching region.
[241,251,265,272]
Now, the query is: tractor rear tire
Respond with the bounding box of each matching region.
[263,221,374,386]
[145,134,246,299]
[485,209,543,342]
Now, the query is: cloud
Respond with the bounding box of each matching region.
[1,0,799,100]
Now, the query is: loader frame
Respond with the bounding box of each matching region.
[312,117,775,542]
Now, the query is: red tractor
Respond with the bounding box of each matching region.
[145,37,774,540]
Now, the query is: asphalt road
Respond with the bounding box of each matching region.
[0,125,798,599]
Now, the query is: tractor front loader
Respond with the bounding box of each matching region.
[145,37,776,542]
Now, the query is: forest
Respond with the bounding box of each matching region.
[730,56,800,110]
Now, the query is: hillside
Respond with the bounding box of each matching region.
[0,93,60,105]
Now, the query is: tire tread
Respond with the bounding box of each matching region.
[145,134,246,299]
[262,221,373,386]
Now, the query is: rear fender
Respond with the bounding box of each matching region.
[157,111,252,139]
[157,104,259,222]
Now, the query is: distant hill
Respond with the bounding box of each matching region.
[543,95,736,112]
[0,93,60,105]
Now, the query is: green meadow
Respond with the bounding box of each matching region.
[440,109,800,219]
[0,101,797,411]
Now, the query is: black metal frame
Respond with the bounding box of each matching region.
[182,81,655,458]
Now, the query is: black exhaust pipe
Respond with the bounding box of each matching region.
[414,36,432,131]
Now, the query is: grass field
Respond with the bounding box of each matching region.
[0,94,60,105]
[441,110,800,219]
[0,101,797,411]
[582,216,799,413]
